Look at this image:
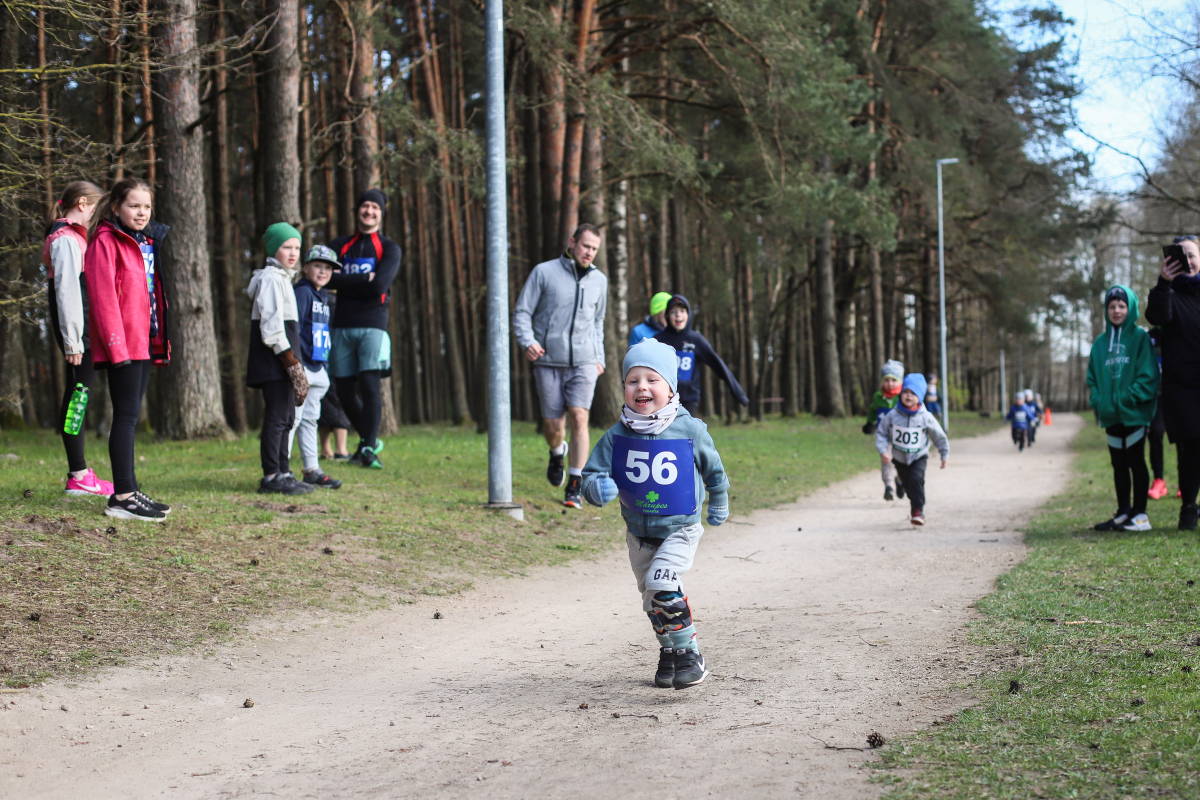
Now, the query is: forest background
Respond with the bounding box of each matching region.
[0,0,1159,439]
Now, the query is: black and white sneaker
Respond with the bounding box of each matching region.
[547,443,568,487]
[1121,512,1152,532]
[563,474,583,509]
[258,475,314,495]
[895,482,906,500]
[1094,509,1132,531]
[105,493,166,523]
[134,491,171,514]
[654,647,675,688]
[672,649,708,690]
[884,485,894,501]
[303,470,342,489]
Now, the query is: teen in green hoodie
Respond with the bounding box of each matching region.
[1087,285,1160,532]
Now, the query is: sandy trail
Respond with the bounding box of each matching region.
[3,414,1082,799]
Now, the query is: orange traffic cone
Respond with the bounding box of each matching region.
[1044,407,1053,426]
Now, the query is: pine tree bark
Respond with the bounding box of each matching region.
[538,2,565,258]
[139,0,155,184]
[0,7,27,428]
[557,0,596,247]
[814,218,845,417]
[154,0,231,439]
[263,0,301,225]
[297,2,312,238]
[350,0,380,190]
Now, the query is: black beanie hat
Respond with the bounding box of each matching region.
[1105,286,1128,306]
[357,188,387,211]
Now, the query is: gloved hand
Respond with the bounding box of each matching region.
[594,476,618,506]
[279,350,309,406]
[862,422,876,435]
[706,504,729,526]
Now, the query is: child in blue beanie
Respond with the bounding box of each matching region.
[581,338,730,689]
[875,373,950,525]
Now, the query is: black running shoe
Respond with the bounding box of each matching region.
[105,493,166,523]
[563,474,583,508]
[884,486,894,501]
[333,453,351,462]
[1180,504,1199,531]
[1094,509,1132,531]
[133,491,171,514]
[547,443,568,487]
[654,647,675,688]
[895,481,906,500]
[359,445,383,470]
[303,471,342,489]
[259,475,312,495]
[672,649,708,689]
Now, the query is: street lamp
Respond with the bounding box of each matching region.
[936,157,958,433]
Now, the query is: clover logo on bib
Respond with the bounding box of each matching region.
[646,490,660,503]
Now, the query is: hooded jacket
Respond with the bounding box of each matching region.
[512,254,607,368]
[629,315,664,346]
[44,219,90,355]
[85,219,171,369]
[652,296,748,410]
[245,258,301,387]
[1087,284,1159,429]
[1146,272,1200,441]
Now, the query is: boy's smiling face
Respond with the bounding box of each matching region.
[625,366,672,414]
[881,376,900,395]
[900,389,920,410]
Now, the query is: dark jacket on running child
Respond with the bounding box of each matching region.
[1087,284,1159,430]
[326,231,402,331]
[1006,403,1033,430]
[294,277,332,372]
[652,295,748,412]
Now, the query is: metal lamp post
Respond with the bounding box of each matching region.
[936,157,958,433]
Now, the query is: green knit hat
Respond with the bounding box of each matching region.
[649,292,673,316]
[262,222,302,261]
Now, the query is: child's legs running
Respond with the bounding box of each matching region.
[881,460,896,489]
[894,456,927,512]
[626,524,704,651]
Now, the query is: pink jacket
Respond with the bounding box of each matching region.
[85,219,171,368]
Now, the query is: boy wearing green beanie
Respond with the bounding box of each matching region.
[246,222,313,495]
[581,338,730,690]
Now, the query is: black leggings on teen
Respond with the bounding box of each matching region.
[1149,403,1166,481]
[1107,425,1149,515]
[107,360,151,496]
[59,352,97,473]
[1176,439,1200,508]
[335,370,381,448]
[260,379,296,476]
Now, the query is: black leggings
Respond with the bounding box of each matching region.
[59,352,97,473]
[1177,439,1200,508]
[260,379,296,476]
[1107,425,1149,515]
[894,456,928,513]
[336,370,381,448]
[107,360,151,495]
[1149,403,1166,480]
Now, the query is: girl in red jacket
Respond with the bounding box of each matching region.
[44,180,111,496]
[85,177,173,522]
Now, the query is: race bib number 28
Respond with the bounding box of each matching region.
[611,435,697,516]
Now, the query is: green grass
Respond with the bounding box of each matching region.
[0,412,999,687]
[877,422,1200,799]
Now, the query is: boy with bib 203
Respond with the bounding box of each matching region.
[875,373,949,526]
[581,339,729,689]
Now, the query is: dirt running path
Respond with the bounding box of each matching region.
[3,414,1082,799]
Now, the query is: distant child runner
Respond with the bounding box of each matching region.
[924,374,941,417]
[247,223,313,496]
[652,295,748,418]
[863,359,905,501]
[1024,389,1040,446]
[629,292,673,345]
[875,374,949,526]
[1006,393,1032,451]
[581,339,729,689]
[1087,285,1159,532]
[286,245,346,489]
[86,177,173,521]
[44,180,112,497]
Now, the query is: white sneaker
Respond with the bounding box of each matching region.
[1121,513,1152,532]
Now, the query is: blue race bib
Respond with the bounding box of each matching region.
[344,256,375,275]
[139,242,155,293]
[676,351,695,382]
[312,322,331,362]
[611,435,697,516]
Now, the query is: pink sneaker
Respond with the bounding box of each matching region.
[65,468,115,497]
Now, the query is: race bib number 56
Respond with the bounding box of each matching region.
[611,435,697,516]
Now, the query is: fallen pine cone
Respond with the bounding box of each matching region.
[433,611,443,619]
[243,698,255,708]
[867,731,885,748]
[579,702,589,710]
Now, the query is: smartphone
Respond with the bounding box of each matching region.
[1164,244,1186,265]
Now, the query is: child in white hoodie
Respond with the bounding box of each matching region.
[247,223,312,495]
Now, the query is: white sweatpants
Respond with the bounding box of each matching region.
[881,460,896,488]
[626,523,704,611]
[287,366,330,472]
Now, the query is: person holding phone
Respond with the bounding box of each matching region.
[1146,235,1200,530]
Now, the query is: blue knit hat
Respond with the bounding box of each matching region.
[902,373,927,402]
[623,338,678,394]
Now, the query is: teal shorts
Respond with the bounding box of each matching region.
[329,327,392,378]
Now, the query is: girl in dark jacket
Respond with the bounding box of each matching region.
[1146,234,1200,530]
[653,295,748,418]
[85,177,172,522]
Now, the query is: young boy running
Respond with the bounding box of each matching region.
[1006,393,1032,451]
[581,339,729,689]
[875,373,949,526]
[863,359,905,501]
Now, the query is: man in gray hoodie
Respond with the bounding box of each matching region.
[513,223,608,508]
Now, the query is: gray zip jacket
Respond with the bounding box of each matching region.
[875,405,950,465]
[512,255,607,368]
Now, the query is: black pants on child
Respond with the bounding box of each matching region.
[1176,439,1200,507]
[336,370,381,449]
[108,359,151,495]
[1107,425,1149,515]
[894,456,928,513]
[60,352,97,473]
[1149,403,1166,481]
[260,379,296,476]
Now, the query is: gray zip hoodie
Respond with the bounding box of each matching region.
[512,255,607,368]
[875,405,950,465]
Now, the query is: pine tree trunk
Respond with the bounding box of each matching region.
[538,3,565,259]
[263,0,301,225]
[154,0,231,439]
[139,0,155,184]
[557,0,595,247]
[297,2,312,238]
[782,271,799,417]
[922,240,937,375]
[351,0,380,190]
[814,218,845,416]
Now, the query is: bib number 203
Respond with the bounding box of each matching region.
[624,450,679,485]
